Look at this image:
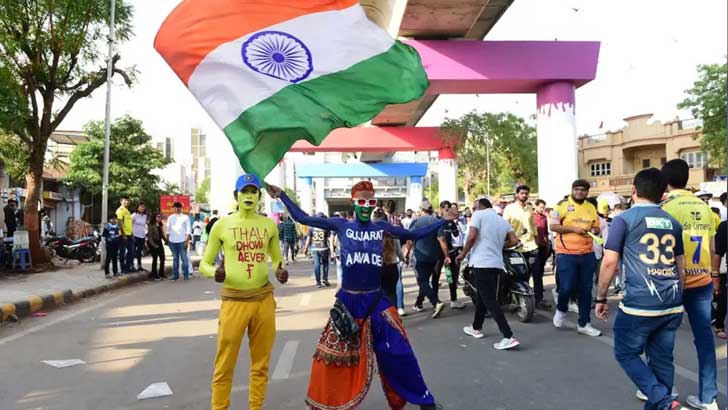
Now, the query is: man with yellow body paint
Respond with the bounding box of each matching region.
[200,173,288,410]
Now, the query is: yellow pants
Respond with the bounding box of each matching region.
[211,295,276,410]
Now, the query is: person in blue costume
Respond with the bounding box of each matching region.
[267,181,456,410]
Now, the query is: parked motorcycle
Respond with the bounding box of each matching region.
[462,249,535,322]
[45,234,98,263]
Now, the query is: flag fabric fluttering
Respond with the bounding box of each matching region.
[155,0,429,177]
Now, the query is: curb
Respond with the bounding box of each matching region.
[0,259,201,322]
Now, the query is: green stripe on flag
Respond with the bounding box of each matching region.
[223,41,428,178]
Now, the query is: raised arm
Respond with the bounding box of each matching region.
[276,190,342,231]
[379,219,446,241]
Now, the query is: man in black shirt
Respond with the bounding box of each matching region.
[3,199,18,238]
[713,220,726,339]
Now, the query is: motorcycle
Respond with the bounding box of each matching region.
[462,248,535,323]
[45,234,98,263]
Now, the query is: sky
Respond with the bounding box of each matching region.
[58,0,728,161]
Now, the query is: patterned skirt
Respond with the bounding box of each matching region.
[305,290,435,410]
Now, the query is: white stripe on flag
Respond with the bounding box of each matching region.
[188,4,394,128]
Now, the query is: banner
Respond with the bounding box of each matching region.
[160,195,191,216]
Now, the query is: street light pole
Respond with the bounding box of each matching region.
[100,0,116,225]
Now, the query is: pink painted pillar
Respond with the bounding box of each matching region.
[536,81,577,206]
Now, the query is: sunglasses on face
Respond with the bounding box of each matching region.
[355,198,378,207]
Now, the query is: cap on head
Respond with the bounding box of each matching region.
[236,173,261,191]
[351,181,374,198]
[695,190,712,199]
[597,199,610,215]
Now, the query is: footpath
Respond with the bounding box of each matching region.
[0,251,202,322]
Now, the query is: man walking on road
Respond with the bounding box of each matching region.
[305,213,331,287]
[457,197,520,350]
[504,185,546,308]
[405,200,446,318]
[116,196,134,274]
[200,174,288,410]
[166,202,191,280]
[660,159,719,410]
[596,168,686,410]
[280,215,298,263]
[550,179,603,337]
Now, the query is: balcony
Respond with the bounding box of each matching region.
[587,168,714,196]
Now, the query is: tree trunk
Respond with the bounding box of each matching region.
[24,147,49,266]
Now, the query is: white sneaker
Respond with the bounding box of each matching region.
[463,326,484,339]
[568,301,580,313]
[493,337,520,350]
[553,310,566,328]
[432,302,445,318]
[397,308,407,317]
[686,395,718,410]
[413,305,424,312]
[450,300,466,309]
[637,387,679,402]
[577,323,602,337]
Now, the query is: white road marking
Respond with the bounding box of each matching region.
[535,311,727,393]
[271,340,300,380]
[0,293,126,346]
[299,294,312,307]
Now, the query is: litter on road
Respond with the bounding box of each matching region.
[137,382,173,400]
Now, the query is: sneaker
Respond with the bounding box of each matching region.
[577,323,602,337]
[463,326,484,339]
[315,283,323,288]
[568,301,579,313]
[637,388,679,402]
[553,310,566,328]
[686,396,718,410]
[536,300,553,310]
[105,274,113,279]
[493,337,520,350]
[432,302,445,318]
[413,304,424,312]
[450,300,466,309]
[397,308,407,317]
[322,280,331,287]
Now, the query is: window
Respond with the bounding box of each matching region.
[680,151,708,168]
[642,159,651,169]
[590,162,611,177]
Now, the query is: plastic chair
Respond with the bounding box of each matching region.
[12,248,31,270]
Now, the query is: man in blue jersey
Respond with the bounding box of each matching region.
[595,168,686,410]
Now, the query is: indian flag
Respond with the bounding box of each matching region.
[155,0,428,177]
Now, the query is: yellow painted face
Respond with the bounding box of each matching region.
[237,186,260,211]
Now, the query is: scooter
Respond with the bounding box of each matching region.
[461,248,535,323]
[45,234,98,263]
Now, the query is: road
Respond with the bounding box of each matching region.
[0,263,725,410]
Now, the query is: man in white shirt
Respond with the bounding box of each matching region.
[166,202,191,280]
[457,197,521,350]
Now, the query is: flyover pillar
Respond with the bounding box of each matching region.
[407,176,424,210]
[438,148,458,203]
[536,81,577,206]
[298,177,314,215]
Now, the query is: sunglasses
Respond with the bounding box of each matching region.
[355,198,378,207]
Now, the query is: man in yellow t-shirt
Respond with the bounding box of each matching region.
[200,174,288,410]
[660,160,718,409]
[549,179,602,337]
[115,196,133,274]
[503,185,544,305]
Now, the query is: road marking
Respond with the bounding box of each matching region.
[534,311,727,393]
[0,293,126,346]
[271,340,299,380]
[299,294,312,306]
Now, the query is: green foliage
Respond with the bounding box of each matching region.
[195,176,210,203]
[678,60,727,169]
[0,133,29,180]
[284,187,300,206]
[64,116,172,213]
[442,111,538,202]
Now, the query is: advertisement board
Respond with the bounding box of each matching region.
[160,195,191,216]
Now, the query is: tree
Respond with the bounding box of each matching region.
[0,0,135,264]
[195,177,210,204]
[65,116,172,216]
[442,111,538,203]
[678,60,727,169]
[283,187,300,206]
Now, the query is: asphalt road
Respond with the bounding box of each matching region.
[0,262,725,410]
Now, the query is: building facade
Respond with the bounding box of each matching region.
[579,114,717,197]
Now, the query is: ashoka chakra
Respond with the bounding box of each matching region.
[242,31,313,84]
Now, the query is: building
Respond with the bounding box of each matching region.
[190,128,210,192]
[579,114,717,197]
[154,128,209,196]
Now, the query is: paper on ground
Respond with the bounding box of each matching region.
[137,382,173,400]
[42,359,86,368]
